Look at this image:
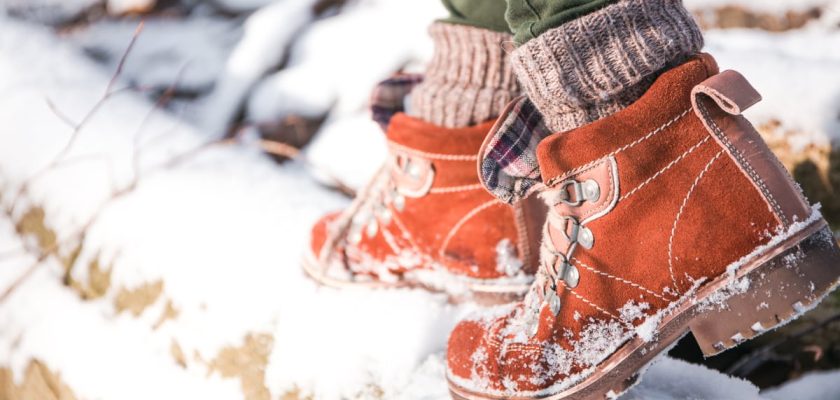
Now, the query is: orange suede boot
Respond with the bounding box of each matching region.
[304,92,543,300]
[446,55,840,399]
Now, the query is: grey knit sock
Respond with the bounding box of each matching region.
[510,0,703,133]
[409,22,520,128]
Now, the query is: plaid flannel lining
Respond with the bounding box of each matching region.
[479,96,552,204]
[370,74,549,205]
[370,74,424,130]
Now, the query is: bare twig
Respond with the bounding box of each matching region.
[9,22,146,215]
[106,21,145,96]
[0,251,54,303]
[45,98,80,128]
[0,22,216,303]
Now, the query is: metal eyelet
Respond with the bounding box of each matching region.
[377,206,392,225]
[578,227,594,249]
[552,258,581,290]
[406,159,423,180]
[348,224,363,245]
[365,219,378,238]
[581,179,600,202]
[562,264,580,289]
[556,216,595,251]
[391,153,435,199]
[557,179,601,206]
[547,290,562,316]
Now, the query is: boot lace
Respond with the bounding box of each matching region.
[515,178,601,337]
[317,151,434,272]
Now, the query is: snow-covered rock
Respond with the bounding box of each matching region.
[106,0,156,15]
[68,16,242,95]
[623,357,762,400]
[762,370,840,400]
[198,0,319,136]
[0,0,100,24]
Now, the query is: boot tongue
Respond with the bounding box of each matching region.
[478,96,553,205]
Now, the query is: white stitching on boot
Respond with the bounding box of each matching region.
[545,108,691,187]
[388,141,478,161]
[429,183,484,194]
[571,257,669,301]
[439,199,503,258]
[667,149,726,293]
[622,136,711,199]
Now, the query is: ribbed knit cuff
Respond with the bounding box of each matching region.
[510,0,703,132]
[409,22,521,128]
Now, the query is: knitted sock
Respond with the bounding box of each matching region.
[509,0,703,132]
[409,22,520,128]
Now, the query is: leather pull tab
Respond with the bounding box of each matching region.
[691,70,762,115]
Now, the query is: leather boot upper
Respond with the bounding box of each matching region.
[309,112,541,284]
[447,55,812,395]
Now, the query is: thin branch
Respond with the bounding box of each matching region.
[0,251,53,303]
[129,62,189,180]
[10,22,146,215]
[45,98,79,129]
[106,20,145,96]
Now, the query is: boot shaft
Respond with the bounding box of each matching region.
[535,55,811,303]
[383,114,543,279]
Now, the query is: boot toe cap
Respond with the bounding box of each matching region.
[309,211,341,260]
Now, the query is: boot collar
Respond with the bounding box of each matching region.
[537,54,719,187]
[477,54,720,204]
[369,74,497,157]
[386,113,494,158]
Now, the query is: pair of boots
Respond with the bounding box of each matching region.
[303,54,840,400]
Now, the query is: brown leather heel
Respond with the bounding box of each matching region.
[690,222,840,356]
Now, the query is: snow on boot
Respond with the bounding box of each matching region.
[446,54,840,399]
[304,79,544,302]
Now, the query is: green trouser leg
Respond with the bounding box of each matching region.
[439,0,511,33]
[506,0,621,44]
[440,0,620,44]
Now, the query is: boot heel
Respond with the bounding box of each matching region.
[689,224,840,357]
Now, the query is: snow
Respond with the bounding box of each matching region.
[209,0,281,14]
[106,0,156,15]
[1,0,840,399]
[68,16,242,94]
[622,357,762,400]
[198,0,319,136]
[706,30,840,148]
[0,0,99,24]
[763,369,840,400]
[0,11,466,400]
[684,0,830,13]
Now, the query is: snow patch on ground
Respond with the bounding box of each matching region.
[622,357,762,400]
[706,30,840,148]
[762,369,840,400]
[68,16,242,94]
[0,0,99,24]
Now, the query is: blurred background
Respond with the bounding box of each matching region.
[0,0,839,399]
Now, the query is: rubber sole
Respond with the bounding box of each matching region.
[301,249,532,305]
[448,219,840,400]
